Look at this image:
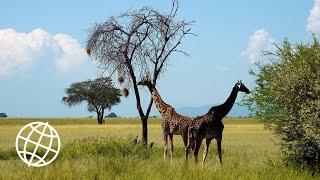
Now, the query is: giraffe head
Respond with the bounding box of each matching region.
[137,77,153,91]
[235,80,250,94]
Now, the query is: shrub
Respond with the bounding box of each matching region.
[106,112,117,118]
[0,113,7,118]
[245,37,320,171]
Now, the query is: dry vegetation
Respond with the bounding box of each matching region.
[0,118,318,179]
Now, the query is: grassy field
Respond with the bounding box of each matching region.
[0,118,317,179]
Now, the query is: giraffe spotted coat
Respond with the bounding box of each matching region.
[138,79,193,159]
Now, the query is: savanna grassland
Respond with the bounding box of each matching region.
[0,118,317,179]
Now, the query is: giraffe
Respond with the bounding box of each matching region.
[186,80,250,164]
[137,78,193,160]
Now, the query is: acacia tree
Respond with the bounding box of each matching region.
[86,1,193,145]
[62,77,121,124]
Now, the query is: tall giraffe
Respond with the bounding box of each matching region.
[186,81,250,164]
[137,78,192,160]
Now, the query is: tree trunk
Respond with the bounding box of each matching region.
[141,116,148,146]
[97,111,103,125]
[127,65,149,145]
[101,109,105,124]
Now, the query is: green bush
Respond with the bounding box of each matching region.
[106,112,117,118]
[0,113,7,118]
[245,37,320,171]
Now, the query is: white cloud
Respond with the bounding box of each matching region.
[0,28,88,76]
[241,29,274,64]
[54,34,88,73]
[307,0,320,32]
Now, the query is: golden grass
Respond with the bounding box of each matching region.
[0,118,317,179]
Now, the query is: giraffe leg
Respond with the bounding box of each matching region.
[202,138,212,165]
[168,134,174,161]
[217,139,223,164]
[186,128,195,162]
[185,146,190,162]
[193,138,202,164]
[182,132,188,148]
[183,133,190,162]
[162,121,169,160]
[164,137,168,160]
[163,129,168,160]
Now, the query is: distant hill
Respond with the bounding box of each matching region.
[175,104,250,117]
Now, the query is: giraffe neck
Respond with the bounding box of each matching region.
[150,88,170,117]
[214,87,239,118]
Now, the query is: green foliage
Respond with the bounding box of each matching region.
[62,77,121,124]
[62,77,120,109]
[245,37,320,171]
[0,113,7,118]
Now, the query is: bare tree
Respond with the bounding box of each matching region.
[86,0,193,145]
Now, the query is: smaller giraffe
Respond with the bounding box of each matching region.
[137,78,193,160]
[186,80,250,164]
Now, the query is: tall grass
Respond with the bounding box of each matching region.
[0,136,317,179]
[0,118,318,179]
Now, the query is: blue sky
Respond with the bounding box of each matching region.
[0,0,318,117]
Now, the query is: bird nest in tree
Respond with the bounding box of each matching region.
[121,88,129,97]
[86,48,91,56]
[117,76,125,84]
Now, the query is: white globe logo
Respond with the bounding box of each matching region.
[15,122,61,167]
